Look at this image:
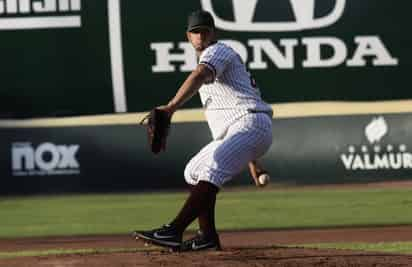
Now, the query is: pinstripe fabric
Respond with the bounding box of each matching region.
[198,42,273,140]
[184,113,272,188]
[184,42,274,187]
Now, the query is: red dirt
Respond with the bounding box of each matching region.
[1,226,412,267]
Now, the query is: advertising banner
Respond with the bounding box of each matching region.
[269,113,412,184]
[0,0,410,117]
[0,0,115,118]
[1,112,412,195]
[129,0,406,111]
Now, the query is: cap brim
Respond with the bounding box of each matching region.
[187,25,213,32]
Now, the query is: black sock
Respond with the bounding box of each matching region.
[170,181,219,234]
[198,192,218,240]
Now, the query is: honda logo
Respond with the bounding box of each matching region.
[201,0,346,32]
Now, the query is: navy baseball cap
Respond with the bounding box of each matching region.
[187,10,215,32]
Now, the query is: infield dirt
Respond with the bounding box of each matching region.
[1,225,412,267]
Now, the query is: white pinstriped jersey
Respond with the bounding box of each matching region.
[198,42,273,139]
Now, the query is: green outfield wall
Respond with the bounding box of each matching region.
[1,110,412,195]
[0,1,411,194]
[0,0,410,118]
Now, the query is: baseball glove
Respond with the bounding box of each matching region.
[140,108,171,154]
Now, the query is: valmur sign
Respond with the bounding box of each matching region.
[150,0,398,72]
[340,117,412,171]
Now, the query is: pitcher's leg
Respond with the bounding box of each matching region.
[169,181,219,234]
[187,184,219,240]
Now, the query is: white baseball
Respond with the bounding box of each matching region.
[258,173,270,186]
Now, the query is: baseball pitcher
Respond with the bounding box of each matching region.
[134,10,273,252]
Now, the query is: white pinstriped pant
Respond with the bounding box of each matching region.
[184,113,273,188]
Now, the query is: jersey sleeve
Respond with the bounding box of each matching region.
[199,43,233,79]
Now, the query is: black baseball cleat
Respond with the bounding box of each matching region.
[132,224,182,250]
[180,231,222,252]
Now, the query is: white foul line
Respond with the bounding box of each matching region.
[108,0,127,112]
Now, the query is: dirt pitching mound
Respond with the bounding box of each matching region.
[1,226,412,267]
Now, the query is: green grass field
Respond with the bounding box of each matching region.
[1,186,412,238]
[1,185,412,257]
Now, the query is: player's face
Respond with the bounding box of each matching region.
[187,28,216,52]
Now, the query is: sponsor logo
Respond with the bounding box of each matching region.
[151,37,398,72]
[12,142,80,176]
[204,97,212,108]
[201,0,346,32]
[153,232,176,239]
[190,173,199,182]
[340,117,412,171]
[150,1,398,72]
[0,0,82,30]
[365,117,387,144]
[191,241,213,250]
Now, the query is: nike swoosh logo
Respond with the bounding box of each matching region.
[153,232,176,239]
[192,242,214,250]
